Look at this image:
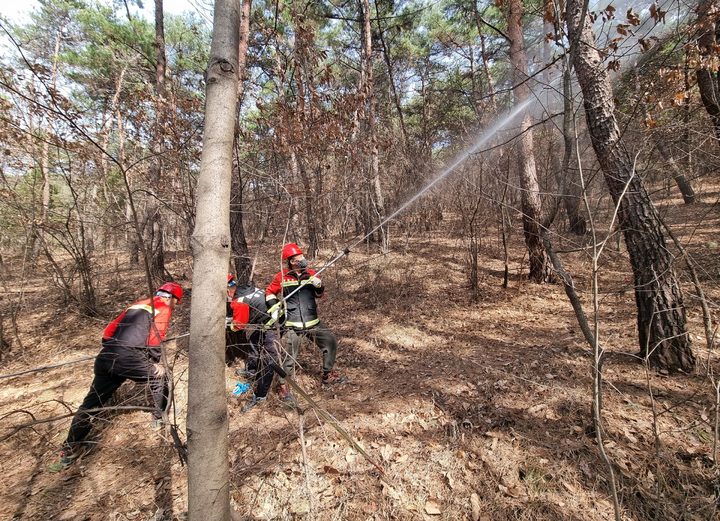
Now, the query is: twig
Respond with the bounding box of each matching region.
[0,405,155,443]
[283,376,384,475]
[298,411,314,516]
[0,355,95,380]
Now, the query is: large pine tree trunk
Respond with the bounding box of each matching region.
[566,0,694,372]
[359,0,386,248]
[696,0,720,142]
[507,0,554,283]
[187,0,239,518]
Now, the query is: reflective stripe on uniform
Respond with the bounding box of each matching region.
[128,304,160,315]
[281,280,299,287]
[285,318,320,329]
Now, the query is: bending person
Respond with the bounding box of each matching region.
[52,282,183,470]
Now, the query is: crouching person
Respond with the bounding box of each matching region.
[228,278,282,412]
[51,282,183,471]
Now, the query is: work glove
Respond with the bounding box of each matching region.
[266,302,281,325]
[309,275,322,288]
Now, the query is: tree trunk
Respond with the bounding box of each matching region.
[507,0,554,283]
[360,0,386,248]
[187,0,239,518]
[696,0,720,143]
[29,32,62,265]
[231,0,253,283]
[655,141,695,204]
[472,4,496,111]
[147,0,167,282]
[297,153,319,257]
[566,0,695,372]
[559,61,587,235]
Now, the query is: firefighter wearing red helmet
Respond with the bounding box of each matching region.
[266,243,345,405]
[52,282,183,470]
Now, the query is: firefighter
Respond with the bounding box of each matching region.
[227,275,282,412]
[266,243,344,405]
[51,282,183,470]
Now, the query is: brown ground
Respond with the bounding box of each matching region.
[1,187,719,521]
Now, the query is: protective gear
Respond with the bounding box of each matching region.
[103,296,174,348]
[227,274,237,287]
[293,258,309,270]
[266,268,324,330]
[225,316,234,328]
[231,286,274,328]
[281,243,303,261]
[309,275,322,288]
[157,282,183,302]
[270,305,280,323]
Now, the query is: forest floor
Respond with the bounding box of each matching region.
[1,186,720,521]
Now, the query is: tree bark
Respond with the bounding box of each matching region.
[507,0,554,283]
[29,32,62,265]
[147,0,167,282]
[567,0,694,372]
[231,0,253,283]
[359,0,386,248]
[696,0,720,143]
[187,0,239,518]
[655,141,695,204]
[559,62,587,234]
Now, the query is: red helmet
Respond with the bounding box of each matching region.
[227,273,236,287]
[281,243,303,261]
[157,282,183,302]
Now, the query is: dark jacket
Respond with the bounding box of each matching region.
[102,296,173,349]
[265,268,324,330]
[230,285,272,330]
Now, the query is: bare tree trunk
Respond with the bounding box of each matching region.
[567,0,694,372]
[559,62,587,234]
[29,32,62,265]
[472,4,496,111]
[655,141,695,204]
[507,0,554,283]
[696,0,720,143]
[231,0,253,282]
[187,0,239,518]
[359,0,386,248]
[146,0,167,282]
[297,153,319,257]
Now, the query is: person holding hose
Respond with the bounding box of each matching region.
[227,275,282,412]
[266,243,345,406]
[51,282,183,471]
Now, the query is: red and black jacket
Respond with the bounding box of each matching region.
[229,285,272,330]
[266,269,323,330]
[102,296,173,349]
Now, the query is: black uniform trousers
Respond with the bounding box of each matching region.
[65,342,168,447]
[247,329,280,398]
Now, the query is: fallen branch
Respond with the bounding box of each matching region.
[0,405,156,443]
[0,355,95,380]
[281,372,385,475]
